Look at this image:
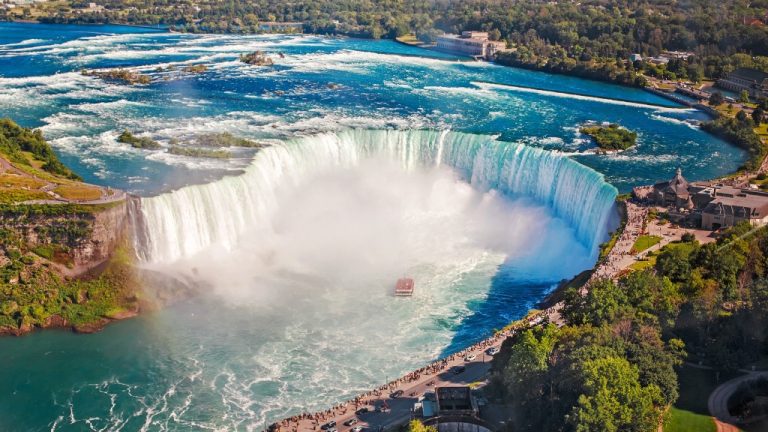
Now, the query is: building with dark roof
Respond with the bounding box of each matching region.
[700,187,768,230]
[645,169,768,230]
[717,68,768,98]
[651,168,694,209]
[435,387,478,417]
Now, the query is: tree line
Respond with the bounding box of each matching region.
[488,223,768,431]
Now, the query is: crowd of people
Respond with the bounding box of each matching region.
[269,310,555,432]
[590,201,648,281]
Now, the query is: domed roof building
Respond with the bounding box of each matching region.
[651,168,694,209]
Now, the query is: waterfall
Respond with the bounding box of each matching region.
[136,129,617,264]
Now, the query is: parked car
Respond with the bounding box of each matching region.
[355,407,369,415]
[451,365,466,374]
[464,353,477,361]
[344,419,358,426]
[486,346,500,356]
[390,390,404,398]
[351,427,364,432]
[321,421,336,430]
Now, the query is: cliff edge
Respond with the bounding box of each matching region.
[0,118,139,335]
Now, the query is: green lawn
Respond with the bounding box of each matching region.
[663,407,715,432]
[632,235,662,253]
[629,255,657,271]
[757,123,768,137]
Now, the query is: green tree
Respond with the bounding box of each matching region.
[408,420,437,432]
[570,357,662,432]
[562,279,629,326]
[709,91,725,106]
[739,89,751,104]
[736,110,750,123]
[753,107,765,125]
[503,325,558,398]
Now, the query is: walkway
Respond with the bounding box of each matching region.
[269,310,555,432]
[708,371,768,432]
[0,154,126,205]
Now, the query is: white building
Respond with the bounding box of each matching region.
[436,31,506,60]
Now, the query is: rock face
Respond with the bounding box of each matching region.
[72,200,131,272]
[0,198,134,277]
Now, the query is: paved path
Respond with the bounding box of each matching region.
[269,314,557,432]
[708,371,768,431]
[0,154,126,205]
[589,201,648,282]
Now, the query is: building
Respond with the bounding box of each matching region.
[435,386,479,417]
[717,68,768,99]
[257,22,304,33]
[645,169,768,230]
[630,53,643,62]
[662,50,695,60]
[743,17,765,27]
[435,31,506,60]
[415,386,491,432]
[651,168,694,209]
[700,187,768,230]
[648,56,670,65]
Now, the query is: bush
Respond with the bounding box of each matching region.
[0,118,80,180]
[580,124,637,151]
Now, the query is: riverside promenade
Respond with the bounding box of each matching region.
[268,201,661,432]
[268,309,553,432]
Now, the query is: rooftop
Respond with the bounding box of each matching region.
[435,387,473,412]
[702,187,768,218]
[729,68,768,82]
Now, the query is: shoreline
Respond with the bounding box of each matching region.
[266,197,677,432]
[0,304,139,337]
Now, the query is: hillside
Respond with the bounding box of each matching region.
[0,119,137,335]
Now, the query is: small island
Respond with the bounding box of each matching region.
[117,130,161,150]
[580,123,637,152]
[192,132,266,148]
[81,69,152,85]
[240,51,274,66]
[182,64,208,74]
[168,146,231,159]
[117,131,268,159]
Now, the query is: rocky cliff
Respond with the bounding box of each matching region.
[0,198,142,335]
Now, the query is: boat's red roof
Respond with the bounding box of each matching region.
[395,278,414,295]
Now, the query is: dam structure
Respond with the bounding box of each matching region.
[134,129,618,264]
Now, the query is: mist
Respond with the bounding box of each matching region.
[160,156,594,306]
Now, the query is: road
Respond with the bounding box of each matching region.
[708,371,768,432]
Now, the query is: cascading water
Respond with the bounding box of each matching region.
[136,129,618,264]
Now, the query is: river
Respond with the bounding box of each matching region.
[0,22,745,431]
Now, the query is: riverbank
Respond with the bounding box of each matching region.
[275,184,742,432]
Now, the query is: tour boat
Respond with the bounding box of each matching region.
[395,278,414,296]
